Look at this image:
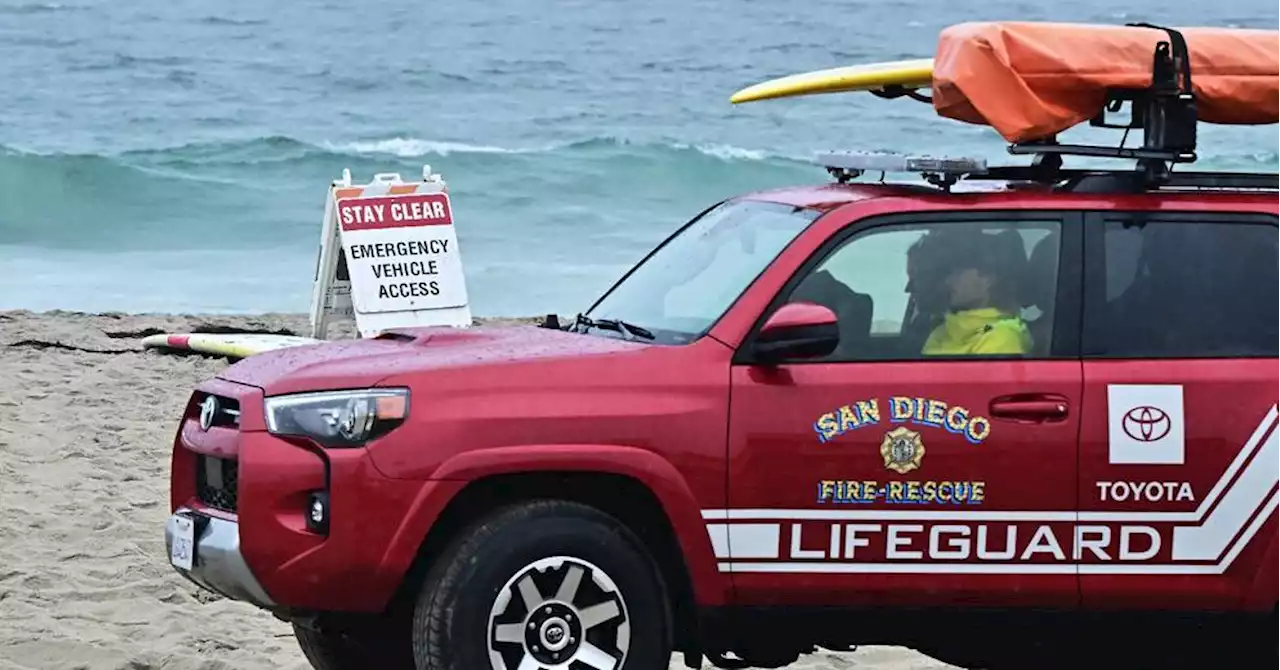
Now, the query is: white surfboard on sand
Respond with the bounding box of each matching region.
[141,333,322,359]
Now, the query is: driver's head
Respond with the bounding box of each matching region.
[907,228,967,316]
[934,231,1025,313]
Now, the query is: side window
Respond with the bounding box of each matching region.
[776,218,1062,361]
[1085,216,1278,358]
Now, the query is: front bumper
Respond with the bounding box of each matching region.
[165,507,275,608]
[167,379,472,613]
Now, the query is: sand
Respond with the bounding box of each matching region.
[0,309,953,670]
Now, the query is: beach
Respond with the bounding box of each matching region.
[0,309,953,670]
[1,1,1274,667]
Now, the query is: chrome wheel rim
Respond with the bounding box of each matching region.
[488,556,630,670]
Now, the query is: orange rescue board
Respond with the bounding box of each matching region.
[931,22,1280,143]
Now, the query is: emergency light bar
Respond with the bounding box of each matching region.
[815,151,988,175]
[815,151,988,188]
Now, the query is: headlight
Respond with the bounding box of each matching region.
[264,388,409,447]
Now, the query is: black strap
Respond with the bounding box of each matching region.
[1126,22,1193,94]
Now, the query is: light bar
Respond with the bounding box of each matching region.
[815,151,988,175]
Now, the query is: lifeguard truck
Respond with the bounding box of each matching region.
[164,21,1278,670]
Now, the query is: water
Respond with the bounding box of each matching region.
[1,0,1276,317]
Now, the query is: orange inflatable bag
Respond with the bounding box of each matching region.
[931,22,1280,143]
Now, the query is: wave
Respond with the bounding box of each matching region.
[333,138,521,157]
[3,133,1274,253]
[0,135,811,184]
[325,135,796,162]
[0,136,820,251]
[0,2,76,15]
[2,134,808,172]
[197,16,268,27]
[9,130,1272,175]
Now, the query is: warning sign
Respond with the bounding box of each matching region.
[309,167,472,339]
[336,192,468,313]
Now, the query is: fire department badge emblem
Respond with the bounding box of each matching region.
[880,427,925,474]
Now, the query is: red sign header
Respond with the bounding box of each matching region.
[337,193,453,231]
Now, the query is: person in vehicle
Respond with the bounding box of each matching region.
[901,227,985,353]
[920,230,1031,356]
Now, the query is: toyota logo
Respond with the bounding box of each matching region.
[1121,405,1170,442]
[199,396,219,431]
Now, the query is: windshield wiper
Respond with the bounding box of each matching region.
[572,314,655,341]
[604,318,655,341]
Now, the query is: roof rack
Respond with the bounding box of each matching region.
[814,23,1278,193]
[984,167,1280,193]
[814,152,1279,194]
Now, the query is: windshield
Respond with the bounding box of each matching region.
[584,198,820,344]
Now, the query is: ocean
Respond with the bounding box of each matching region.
[1,0,1276,318]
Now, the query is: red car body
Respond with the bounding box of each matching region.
[163,17,1280,667]
[167,177,1278,669]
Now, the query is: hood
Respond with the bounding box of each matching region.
[217,324,652,396]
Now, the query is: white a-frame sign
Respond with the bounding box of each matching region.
[309,166,473,339]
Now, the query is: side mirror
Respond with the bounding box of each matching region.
[753,301,840,363]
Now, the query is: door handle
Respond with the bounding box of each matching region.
[989,395,1070,422]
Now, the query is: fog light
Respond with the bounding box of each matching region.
[307,492,329,534]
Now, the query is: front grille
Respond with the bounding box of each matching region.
[196,455,239,513]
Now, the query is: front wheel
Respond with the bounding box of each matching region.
[412,500,673,669]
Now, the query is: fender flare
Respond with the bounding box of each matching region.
[382,444,731,608]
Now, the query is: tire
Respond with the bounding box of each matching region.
[292,616,415,670]
[412,499,673,670]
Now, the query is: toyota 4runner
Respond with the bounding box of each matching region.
[164,21,1279,670]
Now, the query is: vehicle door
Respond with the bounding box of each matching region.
[720,209,1085,607]
[1077,210,1279,610]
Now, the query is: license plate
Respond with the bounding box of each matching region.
[170,515,195,571]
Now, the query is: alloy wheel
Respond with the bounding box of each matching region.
[487,555,630,670]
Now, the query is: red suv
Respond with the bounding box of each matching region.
[165,22,1278,670]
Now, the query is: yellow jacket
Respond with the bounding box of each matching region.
[921,308,1031,356]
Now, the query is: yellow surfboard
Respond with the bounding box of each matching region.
[730,58,934,104]
[142,332,322,359]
